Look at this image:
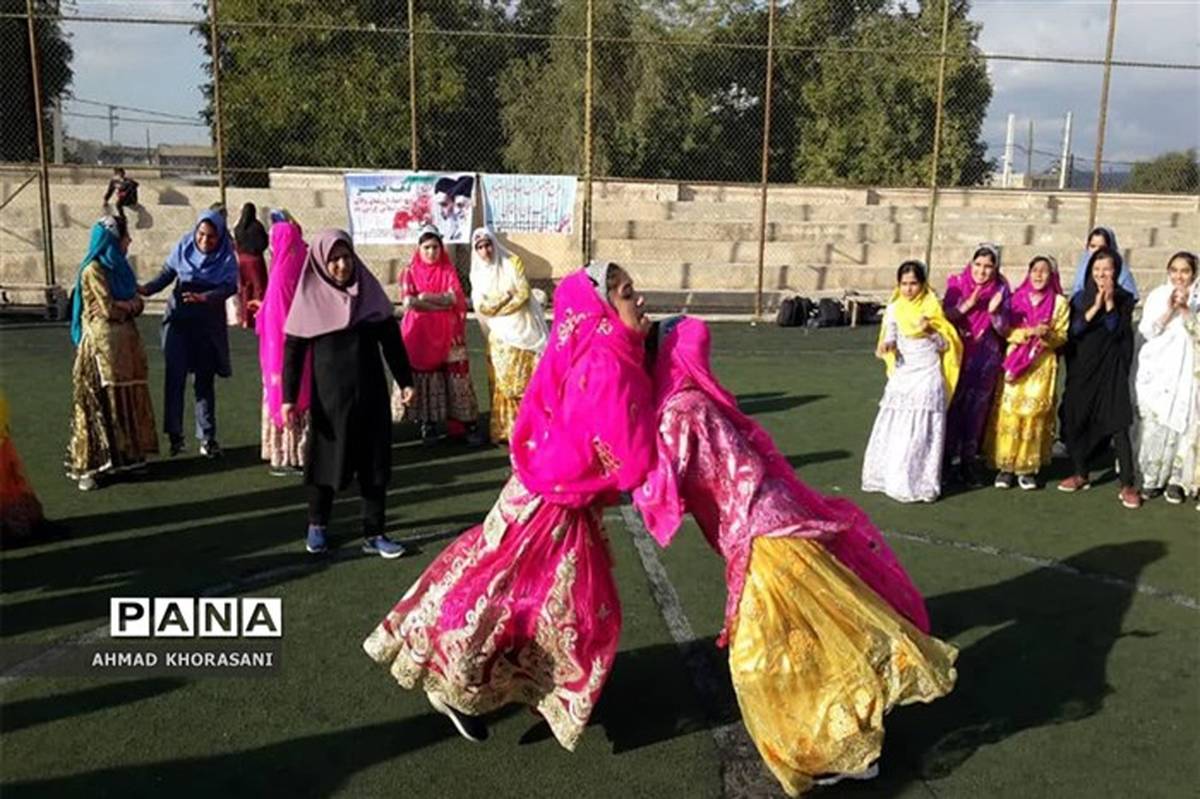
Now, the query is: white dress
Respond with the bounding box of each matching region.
[862,305,949,503]
[1134,282,1200,493]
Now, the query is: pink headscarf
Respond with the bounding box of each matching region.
[1002,256,1064,381]
[399,244,467,372]
[510,269,656,509]
[944,244,1011,345]
[256,220,310,424]
[283,229,394,339]
[636,317,930,634]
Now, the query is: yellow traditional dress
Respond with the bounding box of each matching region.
[469,228,547,444]
[985,293,1069,475]
[66,260,159,480]
[638,318,956,796]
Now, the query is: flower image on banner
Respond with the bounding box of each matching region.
[344,172,475,245]
[481,174,576,234]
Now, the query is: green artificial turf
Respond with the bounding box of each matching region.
[0,318,1195,798]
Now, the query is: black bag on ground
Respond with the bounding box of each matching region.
[815,298,846,327]
[776,296,813,327]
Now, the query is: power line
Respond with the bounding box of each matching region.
[67,96,200,122]
[63,110,207,127]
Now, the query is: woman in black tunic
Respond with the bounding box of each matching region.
[1057,247,1140,509]
[280,229,415,557]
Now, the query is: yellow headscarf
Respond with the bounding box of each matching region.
[877,275,962,402]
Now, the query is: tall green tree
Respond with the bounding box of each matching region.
[198,1,565,179]
[1125,149,1199,194]
[2,0,73,162]
[791,0,992,187]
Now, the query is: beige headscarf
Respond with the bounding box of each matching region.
[469,227,547,353]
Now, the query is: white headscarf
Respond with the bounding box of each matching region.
[469,227,548,353]
[1135,254,1200,433]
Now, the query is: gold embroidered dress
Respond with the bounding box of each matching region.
[66,261,158,479]
[985,294,1069,475]
[469,229,547,444]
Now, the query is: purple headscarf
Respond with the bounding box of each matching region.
[944,243,1011,344]
[1002,255,1064,381]
[283,229,393,339]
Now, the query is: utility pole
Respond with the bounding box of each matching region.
[1026,119,1034,186]
[1001,113,1015,188]
[1059,111,1073,190]
[52,96,63,164]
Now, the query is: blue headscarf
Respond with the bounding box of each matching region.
[165,209,238,287]
[1071,226,1139,300]
[70,217,139,346]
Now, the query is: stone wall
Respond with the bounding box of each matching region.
[3,168,1195,312]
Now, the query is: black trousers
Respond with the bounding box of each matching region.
[307,481,386,535]
[1068,429,1135,488]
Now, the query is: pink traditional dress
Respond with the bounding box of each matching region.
[255,220,310,470]
[364,269,656,751]
[395,245,479,437]
[635,318,957,796]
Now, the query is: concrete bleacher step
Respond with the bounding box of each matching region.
[590,218,1198,250]
[591,237,1188,270]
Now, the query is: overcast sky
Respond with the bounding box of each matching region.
[60,0,1199,170]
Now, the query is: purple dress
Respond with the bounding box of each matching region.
[943,274,1009,464]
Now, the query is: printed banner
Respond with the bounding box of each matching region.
[481,174,576,234]
[344,172,475,245]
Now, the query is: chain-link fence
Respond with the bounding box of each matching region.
[3,0,1198,312]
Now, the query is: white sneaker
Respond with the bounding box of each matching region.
[427,693,488,742]
[814,762,880,786]
[1018,474,1039,491]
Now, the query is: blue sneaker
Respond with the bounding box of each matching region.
[305,525,328,554]
[362,535,406,560]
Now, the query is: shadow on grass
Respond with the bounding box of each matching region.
[0,714,468,797]
[785,450,852,470]
[0,679,187,734]
[36,453,511,544]
[736,393,827,416]
[871,540,1169,790]
[141,445,265,481]
[592,541,1167,794]
[595,638,739,754]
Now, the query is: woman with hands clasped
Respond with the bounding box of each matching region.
[942,244,1010,486]
[1133,251,1199,506]
[1058,248,1140,508]
[983,255,1070,490]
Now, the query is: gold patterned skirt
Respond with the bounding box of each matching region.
[65,331,159,480]
[485,342,539,444]
[363,475,621,751]
[394,341,480,430]
[260,401,308,469]
[729,537,957,796]
[984,352,1058,475]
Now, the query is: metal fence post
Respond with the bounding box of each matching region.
[25,0,55,286]
[208,0,227,207]
[408,0,419,170]
[753,0,777,321]
[581,0,595,266]
[1088,0,1119,233]
[924,0,951,270]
